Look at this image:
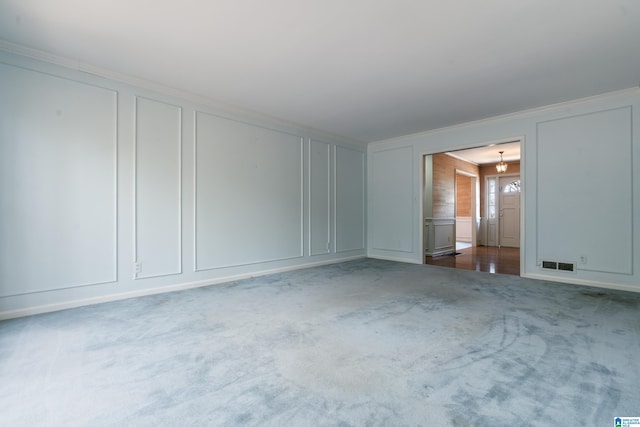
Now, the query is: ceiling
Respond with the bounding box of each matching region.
[1,1,639,143]
[446,141,520,165]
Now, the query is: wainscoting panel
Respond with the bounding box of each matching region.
[456,216,472,243]
[335,146,365,252]
[135,97,182,279]
[537,106,633,275]
[309,140,331,256]
[371,146,414,252]
[425,218,455,256]
[0,63,117,296]
[195,112,304,270]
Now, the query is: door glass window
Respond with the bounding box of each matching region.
[503,180,521,193]
[487,177,496,219]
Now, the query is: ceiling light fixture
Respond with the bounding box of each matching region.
[496,151,508,174]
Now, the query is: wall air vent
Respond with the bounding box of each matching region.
[542,261,557,270]
[558,262,575,272]
[540,260,577,272]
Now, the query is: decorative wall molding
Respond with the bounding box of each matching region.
[536,106,633,276]
[456,216,472,243]
[370,87,640,146]
[194,111,305,271]
[133,96,183,280]
[424,218,456,257]
[0,40,366,148]
[0,63,118,296]
[0,256,366,321]
[309,139,332,256]
[0,41,369,316]
[370,145,414,253]
[335,145,366,252]
[424,217,456,221]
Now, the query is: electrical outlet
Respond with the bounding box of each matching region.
[579,255,587,265]
[135,261,142,275]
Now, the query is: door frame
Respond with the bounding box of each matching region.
[420,136,525,277]
[455,169,478,248]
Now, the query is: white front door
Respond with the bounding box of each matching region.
[499,176,520,248]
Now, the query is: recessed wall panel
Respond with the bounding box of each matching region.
[195,112,303,270]
[135,97,182,278]
[335,146,365,252]
[0,64,117,296]
[309,140,331,255]
[371,147,413,252]
[537,107,633,274]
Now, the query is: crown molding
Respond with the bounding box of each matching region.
[444,151,479,166]
[0,39,366,148]
[370,87,640,147]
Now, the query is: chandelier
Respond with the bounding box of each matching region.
[496,151,508,174]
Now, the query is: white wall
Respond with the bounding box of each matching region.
[368,89,640,292]
[0,50,366,318]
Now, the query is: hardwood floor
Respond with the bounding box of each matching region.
[426,245,520,276]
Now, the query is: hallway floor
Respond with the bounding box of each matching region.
[426,245,520,276]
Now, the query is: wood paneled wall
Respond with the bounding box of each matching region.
[432,153,478,218]
[456,174,472,217]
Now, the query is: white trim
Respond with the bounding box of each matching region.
[333,144,337,252]
[370,88,640,146]
[455,169,477,178]
[133,96,139,279]
[416,136,525,159]
[133,96,184,280]
[113,90,119,283]
[522,273,640,294]
[446,152,479,166]
[368,255,422,264]
[335,145,366,252]
[0,40,365,148]
[0,256,366,320]
[534,106,634,277]
[424,217,457,221]
[308,139,332,256]
[517,137,526,277]
[299,137,305,258]
[484,172,520,179]
[192,116,306,271]
[192,111,199,273]
[0,64,119,297]
[178,106,184,276]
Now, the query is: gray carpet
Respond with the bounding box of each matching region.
[1,259,638,426]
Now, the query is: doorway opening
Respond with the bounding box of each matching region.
[423,140,522,275]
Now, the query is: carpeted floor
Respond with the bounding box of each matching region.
[1,259,638,426]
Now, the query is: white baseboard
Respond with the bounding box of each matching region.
[0,256,366,320]
[367,254,423,264]
[522,273,640,294]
